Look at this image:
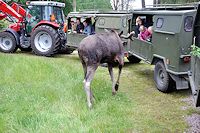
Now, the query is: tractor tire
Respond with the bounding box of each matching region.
[0,31,17,53]
[31,25,60,56]
[154,61,174,93]
[127,55,141,63]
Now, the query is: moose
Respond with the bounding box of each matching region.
[78,30,131,108]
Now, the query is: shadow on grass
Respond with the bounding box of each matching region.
[170,89,192,97]
[123,61,142,67]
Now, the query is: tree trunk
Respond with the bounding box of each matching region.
[73,0,76,12]
[113,0,119,10]
[153,0,161,7]
[126,0,130,10]
[121,0,124,10]
[141,0,145,8]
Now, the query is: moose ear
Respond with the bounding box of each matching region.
[118,31,123,37]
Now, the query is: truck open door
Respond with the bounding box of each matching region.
[188,55,200,107]
[189,4,200,107]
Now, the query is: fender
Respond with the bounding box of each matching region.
[32,20,60,31]
[4,28,20,45]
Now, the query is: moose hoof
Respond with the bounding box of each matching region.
[90,96,95,104]
[115,83,119,91]
[112,91,117,95]
[88,103,92,109]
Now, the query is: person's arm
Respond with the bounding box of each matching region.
[87,25,92,35]
[83,27,87,35]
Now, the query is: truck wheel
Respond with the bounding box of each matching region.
[154,61,173,92]
[0,32,17,53]
[31,25,60,56]
[127,55,141,63]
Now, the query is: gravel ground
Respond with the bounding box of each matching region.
[186,113,200,133]
[182,95,200,133]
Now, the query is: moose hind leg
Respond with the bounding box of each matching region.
[84,65,98,108]
[81,61,87,81]
[108,64,116,95]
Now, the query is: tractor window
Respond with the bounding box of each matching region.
[28,6,41,22]
[42,6,53,21]
[53,7,64,24]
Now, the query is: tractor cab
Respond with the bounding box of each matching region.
[26,1,65,34]
[0,0,67,56]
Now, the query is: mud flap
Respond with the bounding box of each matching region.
[188,71,200,107]
[169,74,189,90]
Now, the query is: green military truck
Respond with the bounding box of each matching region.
[66,4,200,106]
[66,11,132,51]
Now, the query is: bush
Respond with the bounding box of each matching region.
[191,44,200,56]
[0,19,8,30]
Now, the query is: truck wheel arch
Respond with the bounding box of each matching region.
[151,56,166,66]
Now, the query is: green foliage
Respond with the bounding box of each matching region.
[56,0,73,15]
[191,44,200,56]
[76,0,112,11]
[0,20,8,30]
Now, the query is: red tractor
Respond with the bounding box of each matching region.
[0,1,67,56]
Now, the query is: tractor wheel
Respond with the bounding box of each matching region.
[0,32,17,53]
[31,25,60,56]
[127,55,141,63]
[154,61,174,93]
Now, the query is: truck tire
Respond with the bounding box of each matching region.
[154,61,173,93]
[31,25,60,56]
[127,55,141,63]
[0,32,17,53]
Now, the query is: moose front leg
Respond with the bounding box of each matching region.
[115,64,123,92]
[84,65,98,109]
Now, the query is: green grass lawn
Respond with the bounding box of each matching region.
[0,52,199,132]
